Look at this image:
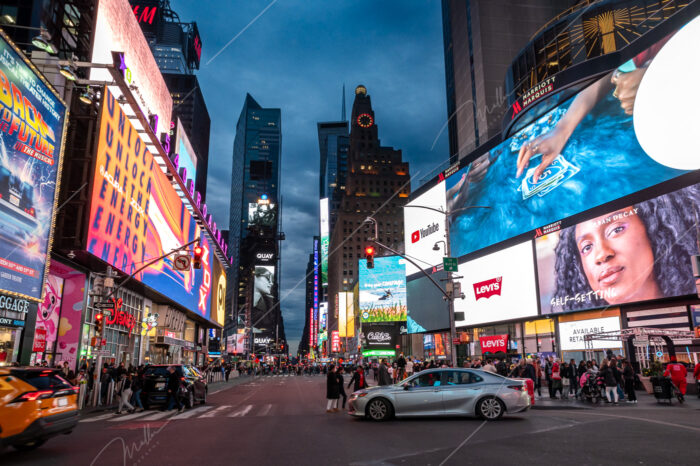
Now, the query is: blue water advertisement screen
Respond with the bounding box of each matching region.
[446,16,699,258]
[0,33,66,300]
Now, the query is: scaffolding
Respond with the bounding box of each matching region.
[583,327,697,368]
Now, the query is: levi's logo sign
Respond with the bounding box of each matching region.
[473,277,502,300]
[411,223,439,243]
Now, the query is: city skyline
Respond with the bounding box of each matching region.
[171,0,449,353]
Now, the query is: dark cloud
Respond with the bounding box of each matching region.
[172,0,448,354]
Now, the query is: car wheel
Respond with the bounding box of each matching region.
[187,389,195,409]
[366,398,392,422]
[476,397,504,421]
[13,439,46,451]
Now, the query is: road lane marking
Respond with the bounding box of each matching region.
[571,411,700,433]
[199,404,232,418]
[79,413,116,423]
[256,403,273,416]
[108,411,151,422]
[228,404,253,417]
[171,405,214,419]
[139,410,177,420]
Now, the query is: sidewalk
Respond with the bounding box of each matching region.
[80,374,259,415]
[532,392,700,410]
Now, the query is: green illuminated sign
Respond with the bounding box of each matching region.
[362,349,396,357]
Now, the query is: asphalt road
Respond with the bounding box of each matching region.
[4,374,699,466]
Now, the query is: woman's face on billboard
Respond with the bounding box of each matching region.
[575,207,661,304]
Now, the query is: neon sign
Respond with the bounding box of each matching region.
[105,298,136,337]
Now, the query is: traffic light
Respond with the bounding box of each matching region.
[193,245,203,269]
[365,245,375,269]
[95,312,104,334]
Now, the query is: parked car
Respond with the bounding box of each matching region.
[347,368,530,421]
[141,365,207,409]
[0,367,79,451]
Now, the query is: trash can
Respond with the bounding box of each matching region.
[650,376,673,404]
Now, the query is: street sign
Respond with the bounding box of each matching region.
[443,257,458,272]
[173,253,192,272]
[92,349,110,356]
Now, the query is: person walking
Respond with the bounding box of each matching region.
[495,358,508,377]
[664,356,688,397]
[116,374,135,414]
[130,370,145,412]
[551,359,563,399]
[534,359,543,397]
[348,366,367,391]
[622,360,637,404]
[405,358,414,378]
[599,360,618,404]
[378,359,392,386]
[166,366,184,413]
[545,356,554,398]
[326,364,340,413]
[482,359,497,374]
[336,366,347,409]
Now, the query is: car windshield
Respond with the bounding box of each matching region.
[144,366,181,377]
[15,371,71,391]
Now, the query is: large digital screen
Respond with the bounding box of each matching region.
[358,256,407,323]
[252,265,275,331]
[320,198,329,287]
[338,291,355,337]
[248,202,277,227]
[87,89,212,320]
[174,119,197,183]
[406,270,449,333]
[454,241,538,326]
[403,183,447,276]
[536,182,700,314]
[210,256,226,326]
[0,32,66,300]
[445,22,696,259]
[361,322,399,357]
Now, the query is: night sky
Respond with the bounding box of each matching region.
[171,0,449,354]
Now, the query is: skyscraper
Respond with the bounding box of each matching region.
[326,85,410,351]
[441,0,574,162]
[318,121,349,237]
[226,94,284,352]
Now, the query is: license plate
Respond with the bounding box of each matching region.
[10,194,20,206]
[57,397,68,407]
[156,382,165,389]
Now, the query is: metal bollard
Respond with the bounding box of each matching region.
[106,380,115,405]
[78,383,87,409]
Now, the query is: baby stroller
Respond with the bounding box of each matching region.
[580,372,603,404]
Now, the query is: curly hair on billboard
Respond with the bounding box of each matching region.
[552,184,700,311]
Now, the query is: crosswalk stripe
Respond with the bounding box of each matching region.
[79,413,116,423]
[199,405,231,418]
[256,403,272,417]
[228,404,253,417]
[108,411,151,422]
[139,410,176,421]
[171,405,214,419]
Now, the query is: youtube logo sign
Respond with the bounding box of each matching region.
[411,222,439,243]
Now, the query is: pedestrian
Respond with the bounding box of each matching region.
[551,359,563,399]
[378,359,392,386]
[522,359,536,383]
[389,362,396,383]
[495,358,508,377]
[622,360,637,404]
[116,374,135,414]
[348,366,367,391]
[396,353,406,380]
[694,360,700,398]
[599,360,618,404]
[326,364,340,413]
[99,367,111,405]
[406,358,414,378]
[509,359,525,378]
[568,359,578,398]
[336,366,347,409]
[482,359,497,374]
[535,359,543,397]
[545,356,554,398]
[61,361,70,378]
[131,370,145,412]
[664,356,688,397]
[166,366,184,413]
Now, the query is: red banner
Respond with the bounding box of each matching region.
[479,334,508,354]
[331,330,340,352]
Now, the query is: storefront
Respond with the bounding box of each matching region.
[0,293,31,366]
[79,274,144,368]
[146,306,186,365]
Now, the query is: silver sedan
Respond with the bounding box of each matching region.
[347,368,530,421]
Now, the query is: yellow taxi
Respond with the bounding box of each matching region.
[0,367,79,451]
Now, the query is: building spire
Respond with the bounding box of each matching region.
[341,83,346,121]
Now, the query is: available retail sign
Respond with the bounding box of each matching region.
[558,317,622,351]
[479,334,508,354]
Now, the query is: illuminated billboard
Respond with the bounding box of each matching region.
[338,291,355,338]
[403,183,446,276]
[453,241,538,327]
[406,270,449,333]
[210,256,226,326]
[445,21,697,259]
[173,118,197,184]
[359,256,407,323]
[248,202,277,227]
[312,237,319,346]
[320,198,329,286]
[87,89,212,320]
[0,31,66,301]
[252,265,275,331]
[536,182,700,314]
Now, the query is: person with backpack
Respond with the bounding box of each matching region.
[599,360,619,404]
[495,358,508,376]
